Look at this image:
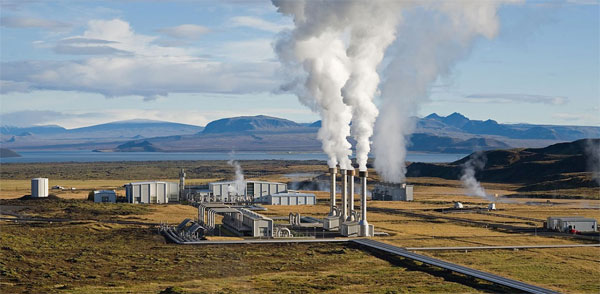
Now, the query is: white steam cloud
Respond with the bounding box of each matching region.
[227,153,246,196]
[273,0,519,179]
[460,152,490,200]
[584,139,600,185]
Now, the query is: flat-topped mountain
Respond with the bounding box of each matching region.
[202,115,300,133]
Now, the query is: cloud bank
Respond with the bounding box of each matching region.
[0,19,279,100]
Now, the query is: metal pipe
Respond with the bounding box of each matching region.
[340,169,348,222]
[359,170,369,236]
[329,167,337,216]
[348,169,355,222]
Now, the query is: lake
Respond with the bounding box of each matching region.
[1,150,467,163]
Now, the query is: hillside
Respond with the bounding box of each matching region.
[203,115,299,133]
[406,139,600,191]
[1,119,203,142]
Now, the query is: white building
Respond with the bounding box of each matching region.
[209,180,286,202]
[31,178,48,198]
[256,190,316,205]
[546,217,597,232]
[125,181,179,204]
[94,190,117,203]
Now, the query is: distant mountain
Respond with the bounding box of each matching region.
[0,148,20,158]
[419,112,599,140]
[68,119,203,138]
[203,115,300,133]
[0,119,204,147]
[0,125,66,136]
[406,139,600,191]
[2,113,599,153]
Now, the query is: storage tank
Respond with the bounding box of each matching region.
[31,178,49,197]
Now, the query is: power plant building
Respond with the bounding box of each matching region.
[31,178,49,198]
[125,181,179,204]
[94,190,117,203]
[546,217,597,232]
[255,190,316,205]
[372,183,413,201]
[209,180,287,202]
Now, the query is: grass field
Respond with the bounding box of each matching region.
[1,221,505,294]
[1,160,599,293]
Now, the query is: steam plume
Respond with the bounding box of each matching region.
[460,152,490,200]
[584,139,600,185]
[227,152,246,196]
[339,2,402,171]
[273,1,353,169]
[273,0,518,179]
[373,1,517,183]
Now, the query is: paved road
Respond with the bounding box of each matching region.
[354,239,559,294]
[406,244,600,251]
[162,228,559,294]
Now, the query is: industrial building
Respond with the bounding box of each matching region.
[372,183,413,201]
[125,181,179,204]
[198,203,273,237]
[546,216,597,233]
[209,180,286,203]
[255,190,316,205]
[31,178,49,198]
[93,190,117,203]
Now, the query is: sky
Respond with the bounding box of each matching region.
[0,0,598,129]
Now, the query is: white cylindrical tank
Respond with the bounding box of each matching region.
[454,202,464,209]
[488,203,496,210]
[31,178,49,197]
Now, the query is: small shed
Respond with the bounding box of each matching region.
[94,190,117,203]
[547,217,597,232]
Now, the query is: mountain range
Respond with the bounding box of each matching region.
[1,113,598,153]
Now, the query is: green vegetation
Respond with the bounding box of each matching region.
[0,197,151,221]
[1,160,599,293]
[0,221,490,294]
[0,160,327,181]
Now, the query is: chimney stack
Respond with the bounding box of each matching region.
[329,167,337,216]
[340,169,348,222]
[359,170,370,236]
[347,169,355,221]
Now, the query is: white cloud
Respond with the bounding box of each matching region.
[1,19,279,100]
[230,16,291,33]
[157,24,210,39]
[0,16,71,31]
[220,38,275,62]
[463,93,568,105]
[552,112,599,124]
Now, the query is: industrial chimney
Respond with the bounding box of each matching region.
[340,169,348,223]
[347,169,355,221]
[359,171,370,237]
[329,167,337,216]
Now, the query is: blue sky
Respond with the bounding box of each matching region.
[0,0,598,128]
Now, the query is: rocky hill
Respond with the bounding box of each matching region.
[406,139,600,191]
